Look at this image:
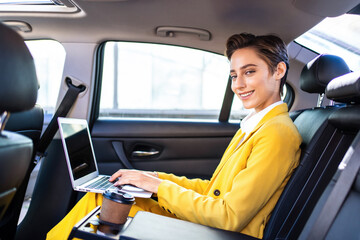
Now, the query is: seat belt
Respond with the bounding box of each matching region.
[306,131,360,240]
[33,77,86,169]
[219,76,234,122]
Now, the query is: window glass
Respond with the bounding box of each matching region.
[0,0,77,12]
[296,13,360,71]
[0,0,53,4]
[100,42,234,120]
[25,40,66,116]
[100,42,294,121]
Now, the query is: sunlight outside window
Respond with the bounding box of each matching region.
[0,0,78,12]
[0,0,54,4]
[296,13,360,71]
[25,40,66,117]
[100,42,233,121]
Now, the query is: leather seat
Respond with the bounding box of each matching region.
[263,54,351,240]
[5,104,44,199]
[0,23,38,240]
[4,105,44,233]
[5,105,44,148]
[299,71,360,240]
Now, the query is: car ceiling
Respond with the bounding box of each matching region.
[0,0,359,54]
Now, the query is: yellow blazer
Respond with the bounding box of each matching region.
[157,103,302,239]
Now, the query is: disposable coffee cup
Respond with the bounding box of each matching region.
[100,190,135,225]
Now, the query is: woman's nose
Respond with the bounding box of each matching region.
[232,76,246,89]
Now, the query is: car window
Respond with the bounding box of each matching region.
[0,0,78,12]
[99,42,294,121]
[296,13,360,71]
[100,42,227,121]
[25,40,66,117]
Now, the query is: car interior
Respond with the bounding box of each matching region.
[0,0,359,239]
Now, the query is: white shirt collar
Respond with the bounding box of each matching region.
[240,101,283,136]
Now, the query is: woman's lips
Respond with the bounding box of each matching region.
[239,90,254,99]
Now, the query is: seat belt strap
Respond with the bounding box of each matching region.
[307,131,360,240]
[34,77,86,165]
[219,76,234,122]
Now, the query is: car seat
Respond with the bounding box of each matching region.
[0,23,39,240]
[263,54,351,240]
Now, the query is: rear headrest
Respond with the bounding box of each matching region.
[0,22,38,113]
[300,54,350,94]
[326,71,360,104]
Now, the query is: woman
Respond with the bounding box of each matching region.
[47,33,301,239]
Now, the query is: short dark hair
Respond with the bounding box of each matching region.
[225,33,289,93]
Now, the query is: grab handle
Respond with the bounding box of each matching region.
[132,150,160,157]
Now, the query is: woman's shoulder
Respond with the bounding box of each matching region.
[259,113,302,142]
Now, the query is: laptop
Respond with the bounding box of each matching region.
[57,117,151,198]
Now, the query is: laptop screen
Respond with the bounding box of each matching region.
[60,122,97,180]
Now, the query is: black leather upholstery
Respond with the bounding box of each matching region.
[300,54,350,94]
[297,72,360,240]
[0,22,38,240]
[300,172,360,240]
[271,62,360,239]
[0,24,38,113]
[0,132,33,199]
[299,108,360,240]
[326,70,360,104]
[5,105,44,146]
[263,55,352,239]
[328,106,360,131]
[263,107,344,239]
[2,105,44,240]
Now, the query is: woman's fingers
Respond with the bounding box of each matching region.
[111,170,162,193]
[110,169,158,182]
[114,170,143,187]
[109,169,125,181]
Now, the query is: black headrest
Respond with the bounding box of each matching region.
[300,54,350,94]
[0,23,38,113]
[326,71,360,104]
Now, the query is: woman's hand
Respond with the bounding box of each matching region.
[109,169,162,193]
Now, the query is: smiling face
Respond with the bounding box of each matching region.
[230,47,286,113]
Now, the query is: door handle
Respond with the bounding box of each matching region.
[132,150,160,157]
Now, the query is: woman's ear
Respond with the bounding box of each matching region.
[275,62,286,80]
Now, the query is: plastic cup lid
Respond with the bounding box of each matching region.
[103,190,135,204]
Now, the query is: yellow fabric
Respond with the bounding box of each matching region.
[46,193,102,240]
[47,103,301,240]
[157,103,301,238]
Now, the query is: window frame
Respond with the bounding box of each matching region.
[91,41,295,125]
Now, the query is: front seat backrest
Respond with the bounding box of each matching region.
[5,104,44,149]
[0,23,38,240]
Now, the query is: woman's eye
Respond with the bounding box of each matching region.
[245,70,255,75]
[230,75,237,81]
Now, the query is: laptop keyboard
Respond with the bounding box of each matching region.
[83,176,117,191]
